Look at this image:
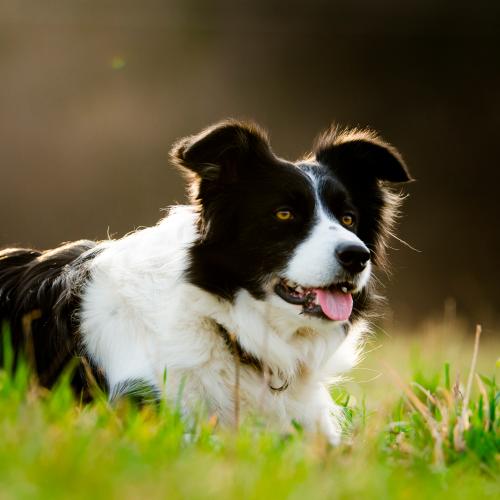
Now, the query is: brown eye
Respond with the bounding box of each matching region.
[275,209,294,221]
[341,214,354,227]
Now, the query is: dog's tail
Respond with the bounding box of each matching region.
[0,240,98,388]
[0,248,42,319]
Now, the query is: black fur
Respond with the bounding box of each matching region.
[0,241,100,395]
[109,378,161,405]
[174,124,317,300]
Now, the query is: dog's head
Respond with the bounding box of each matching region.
[171,120,412,323]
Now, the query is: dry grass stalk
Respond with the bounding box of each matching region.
[385,364,444,467]
[413,382,451,443]
[454,324,481,451]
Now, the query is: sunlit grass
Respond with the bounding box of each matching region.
[0,321,498,499]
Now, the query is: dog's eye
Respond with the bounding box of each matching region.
[275,209,294,221]
[341,214,355,227]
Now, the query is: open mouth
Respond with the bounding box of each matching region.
[274,278,355,321]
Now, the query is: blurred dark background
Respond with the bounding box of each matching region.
[1,1,499,327]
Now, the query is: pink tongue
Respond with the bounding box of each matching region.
[314,289,353,321]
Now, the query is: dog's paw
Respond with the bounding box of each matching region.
[318,408,343,446]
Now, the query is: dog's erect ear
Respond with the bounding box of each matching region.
[170,120,273,181]
[315,128,412,183]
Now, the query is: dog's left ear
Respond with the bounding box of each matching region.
[315,128,413,183]
[170,120,273,182]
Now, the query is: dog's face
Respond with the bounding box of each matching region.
[171,121,411,323]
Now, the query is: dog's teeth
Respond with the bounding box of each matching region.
[296,286,303,293]
[341,286,348,293]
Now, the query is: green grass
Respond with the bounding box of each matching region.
[0,321,499,499]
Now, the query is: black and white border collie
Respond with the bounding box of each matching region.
[0,120,411,444]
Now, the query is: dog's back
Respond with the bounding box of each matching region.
[0,241,97,390]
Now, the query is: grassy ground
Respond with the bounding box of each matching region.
[0,319,498,499]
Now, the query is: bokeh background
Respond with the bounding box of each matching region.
[1,1,499,328]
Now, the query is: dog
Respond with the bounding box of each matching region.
[0,120,411,444]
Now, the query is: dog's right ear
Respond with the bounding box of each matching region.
[170,120,273,182]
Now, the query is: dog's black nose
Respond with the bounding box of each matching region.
[336,243,371,274]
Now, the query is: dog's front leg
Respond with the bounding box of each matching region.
[289,383,344,446]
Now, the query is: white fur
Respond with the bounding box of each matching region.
[80,205,369,444]
[284,171,371,290]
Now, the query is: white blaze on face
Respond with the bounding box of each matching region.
[283,171,371,289]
